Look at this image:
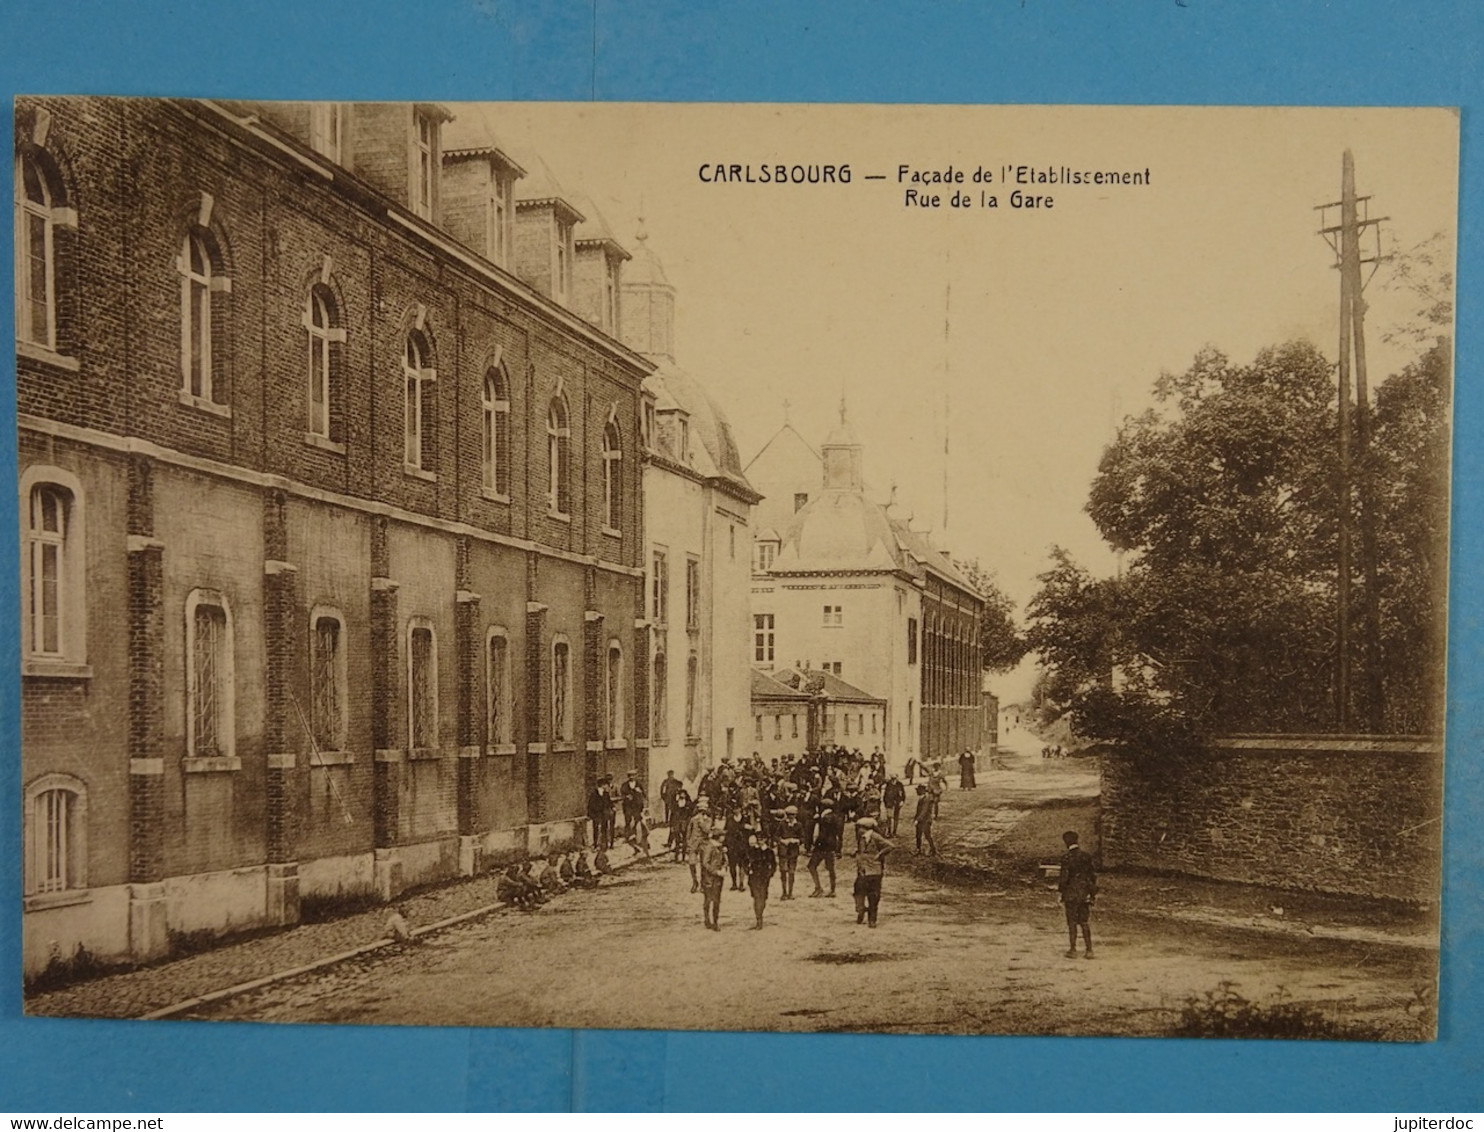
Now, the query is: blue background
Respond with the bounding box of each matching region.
[1,0,1481,1112]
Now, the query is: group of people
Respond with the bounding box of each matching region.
[644,745,970,930]
[496,848,616,908]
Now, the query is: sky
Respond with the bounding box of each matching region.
[468,104,1459,699]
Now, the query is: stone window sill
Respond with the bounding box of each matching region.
[308,750,355,766]
[403,464,437,482]
[178,391,232,418]
[482,489,512,505]
[551,742,576,754]
[303,432,347,455]
[547,508,571,523]
[24,889,92,913]
[22,659,93,680]
[407,746,444,761]
[685,736,702,746]
[184,755,242,773]
[17,340,80,372]
[601,526,622,540]
[604,738,628,750]
[489,743,517,756]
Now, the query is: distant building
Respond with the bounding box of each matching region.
[746,404,986,764]
[16,98,651,977]
[620,226,760,790]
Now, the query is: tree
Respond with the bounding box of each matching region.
[1028,337,1450,747]
[953,557,1027,673]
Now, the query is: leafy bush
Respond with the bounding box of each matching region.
[1171,980,1383,1041]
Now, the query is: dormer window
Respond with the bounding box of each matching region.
[554,220,574,304]
[603,258,619,332]
[488,170,512,266]
[677,416,690,463]
[309,104,343,163]
[754,538,779,574]
[414,111,436,220]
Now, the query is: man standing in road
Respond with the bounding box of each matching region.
[807,803,844,897]
[913,784,938,856]
[686,798,713,892]
[882,774,906,837]
[699,827,727,931]
[1057,829,1097,958]
[620,770,647,841]
[851,816,894,927]
[745,830,777,930]
[586,778,610,850]
[776,805,803,899]
[659,769,682,825]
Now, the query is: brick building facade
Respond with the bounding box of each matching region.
[16,98,652,976]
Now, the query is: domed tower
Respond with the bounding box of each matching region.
[619,217,676,364]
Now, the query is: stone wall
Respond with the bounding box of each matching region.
[1100,735,1443,905]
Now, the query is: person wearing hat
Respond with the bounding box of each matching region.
[620,769,647,841]
[698,827,728,931]
[685,798,714,893]
[744,830,778,929]
[775,805,803,899]
[1057,830,1097,958]
[807,802,845,897]
[882,774,907,838]
[587,776,611,852]
[913,784,938,857]
[851,816,894,927]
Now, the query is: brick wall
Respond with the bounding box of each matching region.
[1100,736,1444,904]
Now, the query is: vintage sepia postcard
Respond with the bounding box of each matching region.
[16,99,1456,1039]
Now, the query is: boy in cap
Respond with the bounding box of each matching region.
[698,827,728,931]
[745,831,777,929]
[852,817,894,927]
[913,784,938,856]
[776,805,803,899]
[1057,830,1097,958]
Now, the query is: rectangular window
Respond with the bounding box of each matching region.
[754,715,763,742]
[908,617,919,665]
[652,550,669,625]
[311,616,343,752]
[607,646,623,739]
[754,541,777,572]
[686,557,700,631]
[31,788,76,894]
[791,714,799,739]
[753,613,775,664]
[774,714,783,741]
[310,103,343,162]
[823,604,843,627]
[409,626,435,749]
[685,655,698,738]
[844,714,850,737]
[829,661,842,676]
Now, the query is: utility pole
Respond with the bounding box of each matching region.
[1317,149,1388,731]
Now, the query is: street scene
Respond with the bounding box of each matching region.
[17,100,1455,1039]
[26,729,1436,1037]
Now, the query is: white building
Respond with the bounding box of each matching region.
[623,227,760,790]
[747,406,987,764]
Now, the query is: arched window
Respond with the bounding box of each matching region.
[606,642,623,739]
[305,285,344,440]
[551,638,572,742]
[403,330,436,471]
[652,652,668,745]
[602,419,622,532]
[15,151,55,349]
[309,608,347,754]
[21,468,86,669]
[24,774,87,898]
[179,228,229,405]
[186,589,235,759]
[547,395,571,515]
[407,618,437,750]
[487,629,510,746]
[482,365,511,497]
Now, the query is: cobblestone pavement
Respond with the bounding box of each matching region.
[25,849,659,1020]
[185,850,1435,1037]
[28,733,1435,1024]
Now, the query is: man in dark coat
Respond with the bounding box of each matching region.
[882,775,907,837]
[659,770,682,825]
[807,803,844,897]
[1057,829,1098,958]
[620,770,646,840]
[586,780,610,850]
[744,830,777,929]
